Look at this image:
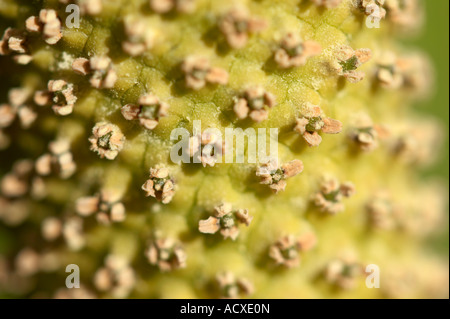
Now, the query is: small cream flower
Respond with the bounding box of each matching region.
[15,248,41,277]
[122,18,154,56]
[62,216,85,251]
[312,177,355,214]
[121,93,169,130]
[395,54,432,96]
[269,233,317,268]
[274,33,322,68]
[0,159,43,198]
[348,114,389,152]
[385,0,423,32]
[72,57,91,75]
[35,139,76,179]
[198,203,253,240]
[215,272,254,299]
[89,122,125,160]
[233,86,276,122]
[89,56,118,89]
[374,52,403,89]
[26,9,62,45]
[355,0,386,21]
[0,198,30,226]
[181,56,228,90]
[41,217,63,241]
[219,7,267,49]
[34,80,78,116]
[76,0,103,16]
[145,237,186,272]
[332,45,372,83]
[257,158,303,193]
[0,28,32,64]
[294,103,342,147]
[366,191,401,230]
[392,120,440,166]
[324,257,364,290]
[76,190,126,224]
[142,165,176,204]
[0,88,37,129]
[94,255,136,298]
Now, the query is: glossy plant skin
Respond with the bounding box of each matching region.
[0,0,448,299]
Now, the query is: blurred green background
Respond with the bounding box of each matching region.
[407,0,449,254]
[411,0,449,179]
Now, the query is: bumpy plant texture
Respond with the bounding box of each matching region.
[0,0,448,298]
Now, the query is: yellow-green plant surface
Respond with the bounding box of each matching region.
[0,0,448,299]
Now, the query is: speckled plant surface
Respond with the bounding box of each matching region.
[0,0,448,299]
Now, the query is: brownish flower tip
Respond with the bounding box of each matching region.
[35,139,76,179]
[312,178,355,214]
[333,45,372,83]
[145,238,186,272]
[121,94,169,130]
[94,255,136,298]
[88,122,125,160]
[256,158,303,193]
[233,86,276,122]
[324,257,364,290]
[295,103,342,147]
[89,56,118,89]
[216,272,254,299]
[142,166,176,204]
[181,56,228,90]
[122,18,154,56]
[198,203,252,240]
[219,7,267,49]
[274,33,322,68]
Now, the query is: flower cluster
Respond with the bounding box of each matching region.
[142,166,176,204]
[76,191,126,224]
[35,140,76,179]
[295,103,342,147]
[269,233,317,268]
[219,7,267,49]
[145,237,186,272]
[34,80,78,116]
[0,28,32,65]
[233,87,276,122]
[26,9,62,45]
[274,33,322,68]
[257,159,304,193]
[181,56,229,90]
[215,272,254,299]
[89,122,125,160]
[331,45,372,83]
[1,88,36,129]
[198,203,253,240]
[121,94,169,130]
[312,177,355,214]
[94,255,136,298]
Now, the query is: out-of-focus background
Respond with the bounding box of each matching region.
[407,0,449,255]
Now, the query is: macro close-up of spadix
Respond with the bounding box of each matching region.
[0,0,448,301]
